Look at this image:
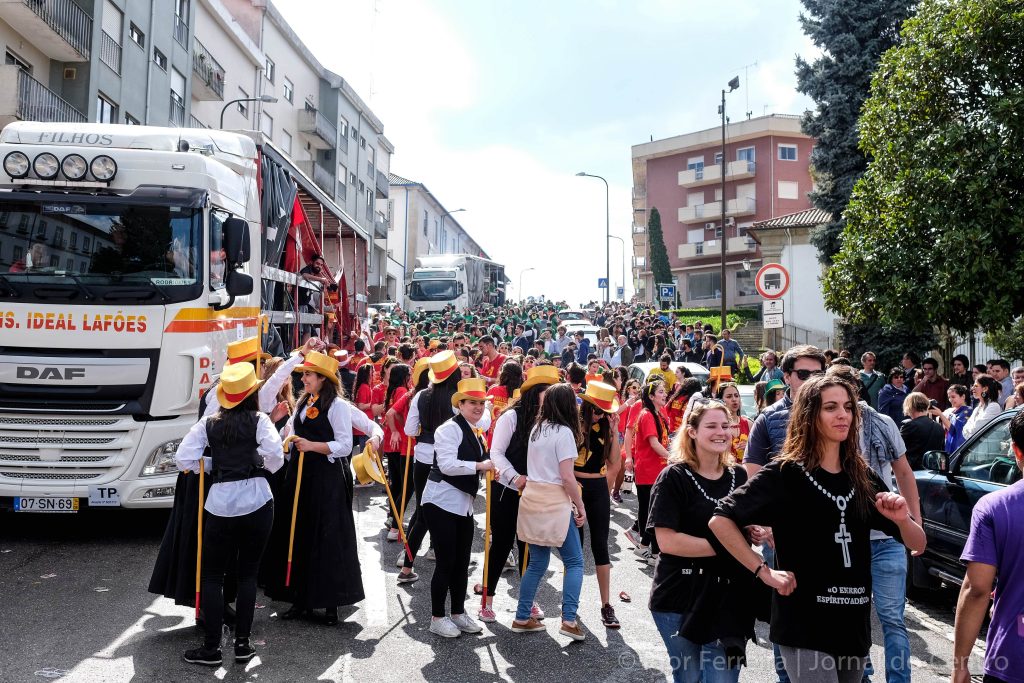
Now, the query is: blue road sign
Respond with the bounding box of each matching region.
[659,284,676,300]
[598,278,609,289]
[617,287,625,298]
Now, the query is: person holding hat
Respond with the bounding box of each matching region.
[263,350,383,626]
[478,365,560,623]
[419,378,495,638]
[575,381,623,628]
[175,363,284,666]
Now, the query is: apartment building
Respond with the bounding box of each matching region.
[630,114,814,306]
[388,173,489,301]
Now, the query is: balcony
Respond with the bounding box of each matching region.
[677,236,758,260]
[188,114,208,129]
[0,66,86,127]
[99,31,120,74]
[0,0,92,62]
[375,169,389,199]
[297,159,335,196]
[678,160,756,188]
[678,196,757,224]
[374,212,388,239]
[191,39,225,100]
[173,13,188,48]
[169,94,185,127]
[297,108,337,150]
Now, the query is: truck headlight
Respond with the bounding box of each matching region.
[140,439,181,476]
[4,151,29,178]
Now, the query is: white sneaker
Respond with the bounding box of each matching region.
[387,528,400,542]
[503,551,516,573]
[396,549,407,568]
[633,545,652,562]
[425,547,436,561]
[428,617,461,638]
[647,552,659,567]
[449,613,483,634]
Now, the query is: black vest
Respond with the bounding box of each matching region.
[428,414,485,497]
[205,412,262,483]
[416,386,455,445]
[294,395,335,444]
[503,408,530,477]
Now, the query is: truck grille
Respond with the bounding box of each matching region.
[0,413,139,485]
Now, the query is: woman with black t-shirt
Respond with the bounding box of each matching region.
[648,400,754,683]
[710,375,926,683]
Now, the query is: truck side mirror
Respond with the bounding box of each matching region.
[225,270,253,297]
[922,450,949,474]
[222,217,250,266]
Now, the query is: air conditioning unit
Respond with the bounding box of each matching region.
[704,222,715,231]
[725,217,735,227]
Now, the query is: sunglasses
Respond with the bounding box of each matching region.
[792,369,826,381]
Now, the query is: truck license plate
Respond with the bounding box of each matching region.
[13,497,79,513]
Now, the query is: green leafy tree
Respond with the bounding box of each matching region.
[795,0,917,263]
[823,0,1024,336]
[986,320,1024,363]
[647,207,673,294]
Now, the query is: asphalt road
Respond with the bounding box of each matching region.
[0,485,987,683]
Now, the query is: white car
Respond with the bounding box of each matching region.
[557,309,591,323]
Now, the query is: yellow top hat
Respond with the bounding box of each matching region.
[451,378,488,408]
[580,381,620,414]
[292,350,340,386]
[216,363,264,409]
[428,339,441,350]
[351,443,386,485]
[427,350,459,383]
[412,357,431,386]
[521,365,560,393]
[226,337,271,365]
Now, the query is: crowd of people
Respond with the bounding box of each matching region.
[145,299,1020,683]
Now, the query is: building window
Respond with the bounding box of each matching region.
[124,112,139,125]
[5,49,32,73]
[282,77,293,103]
[170,68,185,126]
[736,270,757,297]
[778,180,799,200]
[688,271,721,301]
[338,117,348,138]
[281,130,291,155]
[260,112,273,137]
[736,147,755,163]
[153,48,167,70]
[173,0,189,46]
[349,172,357,187]
[778,144,797,161]
[423,210,428,235]
[54,226,63,245]
[129,23,144,47]
[265,57,275,83]
[69,232,77,249]
[36,220,47,238]
[351,126,357,140]
[83,236,91,253]
[96,93,117,124]
[714,151,723,165]
[65,257,74,271]
[12,246,23,263]
[49,255,58,268]
[687,228,703,243]
[237,88,249,119]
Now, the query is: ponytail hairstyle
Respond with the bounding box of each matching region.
[641,379,667,444]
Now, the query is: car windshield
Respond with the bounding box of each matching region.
[408,280,458,301]
[0,196,202,304]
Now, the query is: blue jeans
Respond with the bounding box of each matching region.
[864,538,911,683]
[651,610,740,683]
[763,544,791,683]
[515,514,583,623]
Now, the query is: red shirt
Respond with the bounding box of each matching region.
[666,394,688,433]
[382,386,414,455]
[485,385,511,448]
[633,407,670,485]
[350,353,369,370]
[353,383,373,436]
[480,353,507,382]
[370,382,387,422]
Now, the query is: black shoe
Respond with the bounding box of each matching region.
[183,646,222,666]
[223,603,237,627]
[234,638,256,663]
[324,607,338,626]
[280,605,305,620]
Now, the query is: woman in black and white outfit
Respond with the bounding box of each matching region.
[421,377,495,638]
[262,350,382,626]
[175,362,283,667]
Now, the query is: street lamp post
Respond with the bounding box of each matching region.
[576,172,610,305]
[439,208,466,254]
[519,267,535,303]
[720,76,739,334]
[220,94,278,128]
[608,234,626,301]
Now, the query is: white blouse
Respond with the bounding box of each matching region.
[963,401,1002,439]
[421,419,484,517]
[283,396,383,462]
[490,410,521,488]
[405,393,491,465]
[175,412,284,517]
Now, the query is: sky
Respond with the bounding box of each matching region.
[274,0,819,306]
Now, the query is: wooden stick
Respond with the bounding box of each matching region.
[194,467,204,619]
[399,436,412,529]
[286,450,304,587]
[370,444,412,561]
[481,470,493,609]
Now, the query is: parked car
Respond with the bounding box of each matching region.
[909,408,1022,592]
[557,309,590,323]
[626,362,710,388]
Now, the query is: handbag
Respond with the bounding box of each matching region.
[516,481,571,547]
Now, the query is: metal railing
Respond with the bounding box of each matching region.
[23,0,93,59]
[16,68,85,123]
[188,114,207,129]
[191,39,225,99]
[297,108,338,146]
[99,30,120,73]
[173,13,188,47]
[169,95,185,127]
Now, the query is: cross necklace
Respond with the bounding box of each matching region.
[802,466,856,568]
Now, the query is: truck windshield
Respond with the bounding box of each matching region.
[408,280,458,301]
[0,196,203,304]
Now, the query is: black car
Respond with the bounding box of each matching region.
[909,408,1022,592]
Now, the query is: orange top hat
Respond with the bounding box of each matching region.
[427,350,459,383]
[292,350,340,386]
[585,373,605,385]
[580,381,620,413]
[216,363,264,409]
[451,378,488,407]
[226,337,271,365]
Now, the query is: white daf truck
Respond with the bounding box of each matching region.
[0,122,315,511]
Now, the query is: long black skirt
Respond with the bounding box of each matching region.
[148,471,203,606]
[261,453,364,608]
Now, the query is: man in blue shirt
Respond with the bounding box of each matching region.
[718,328,744,375]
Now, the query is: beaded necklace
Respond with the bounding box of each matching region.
[683,464,736,504]
[802,466,855,568]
